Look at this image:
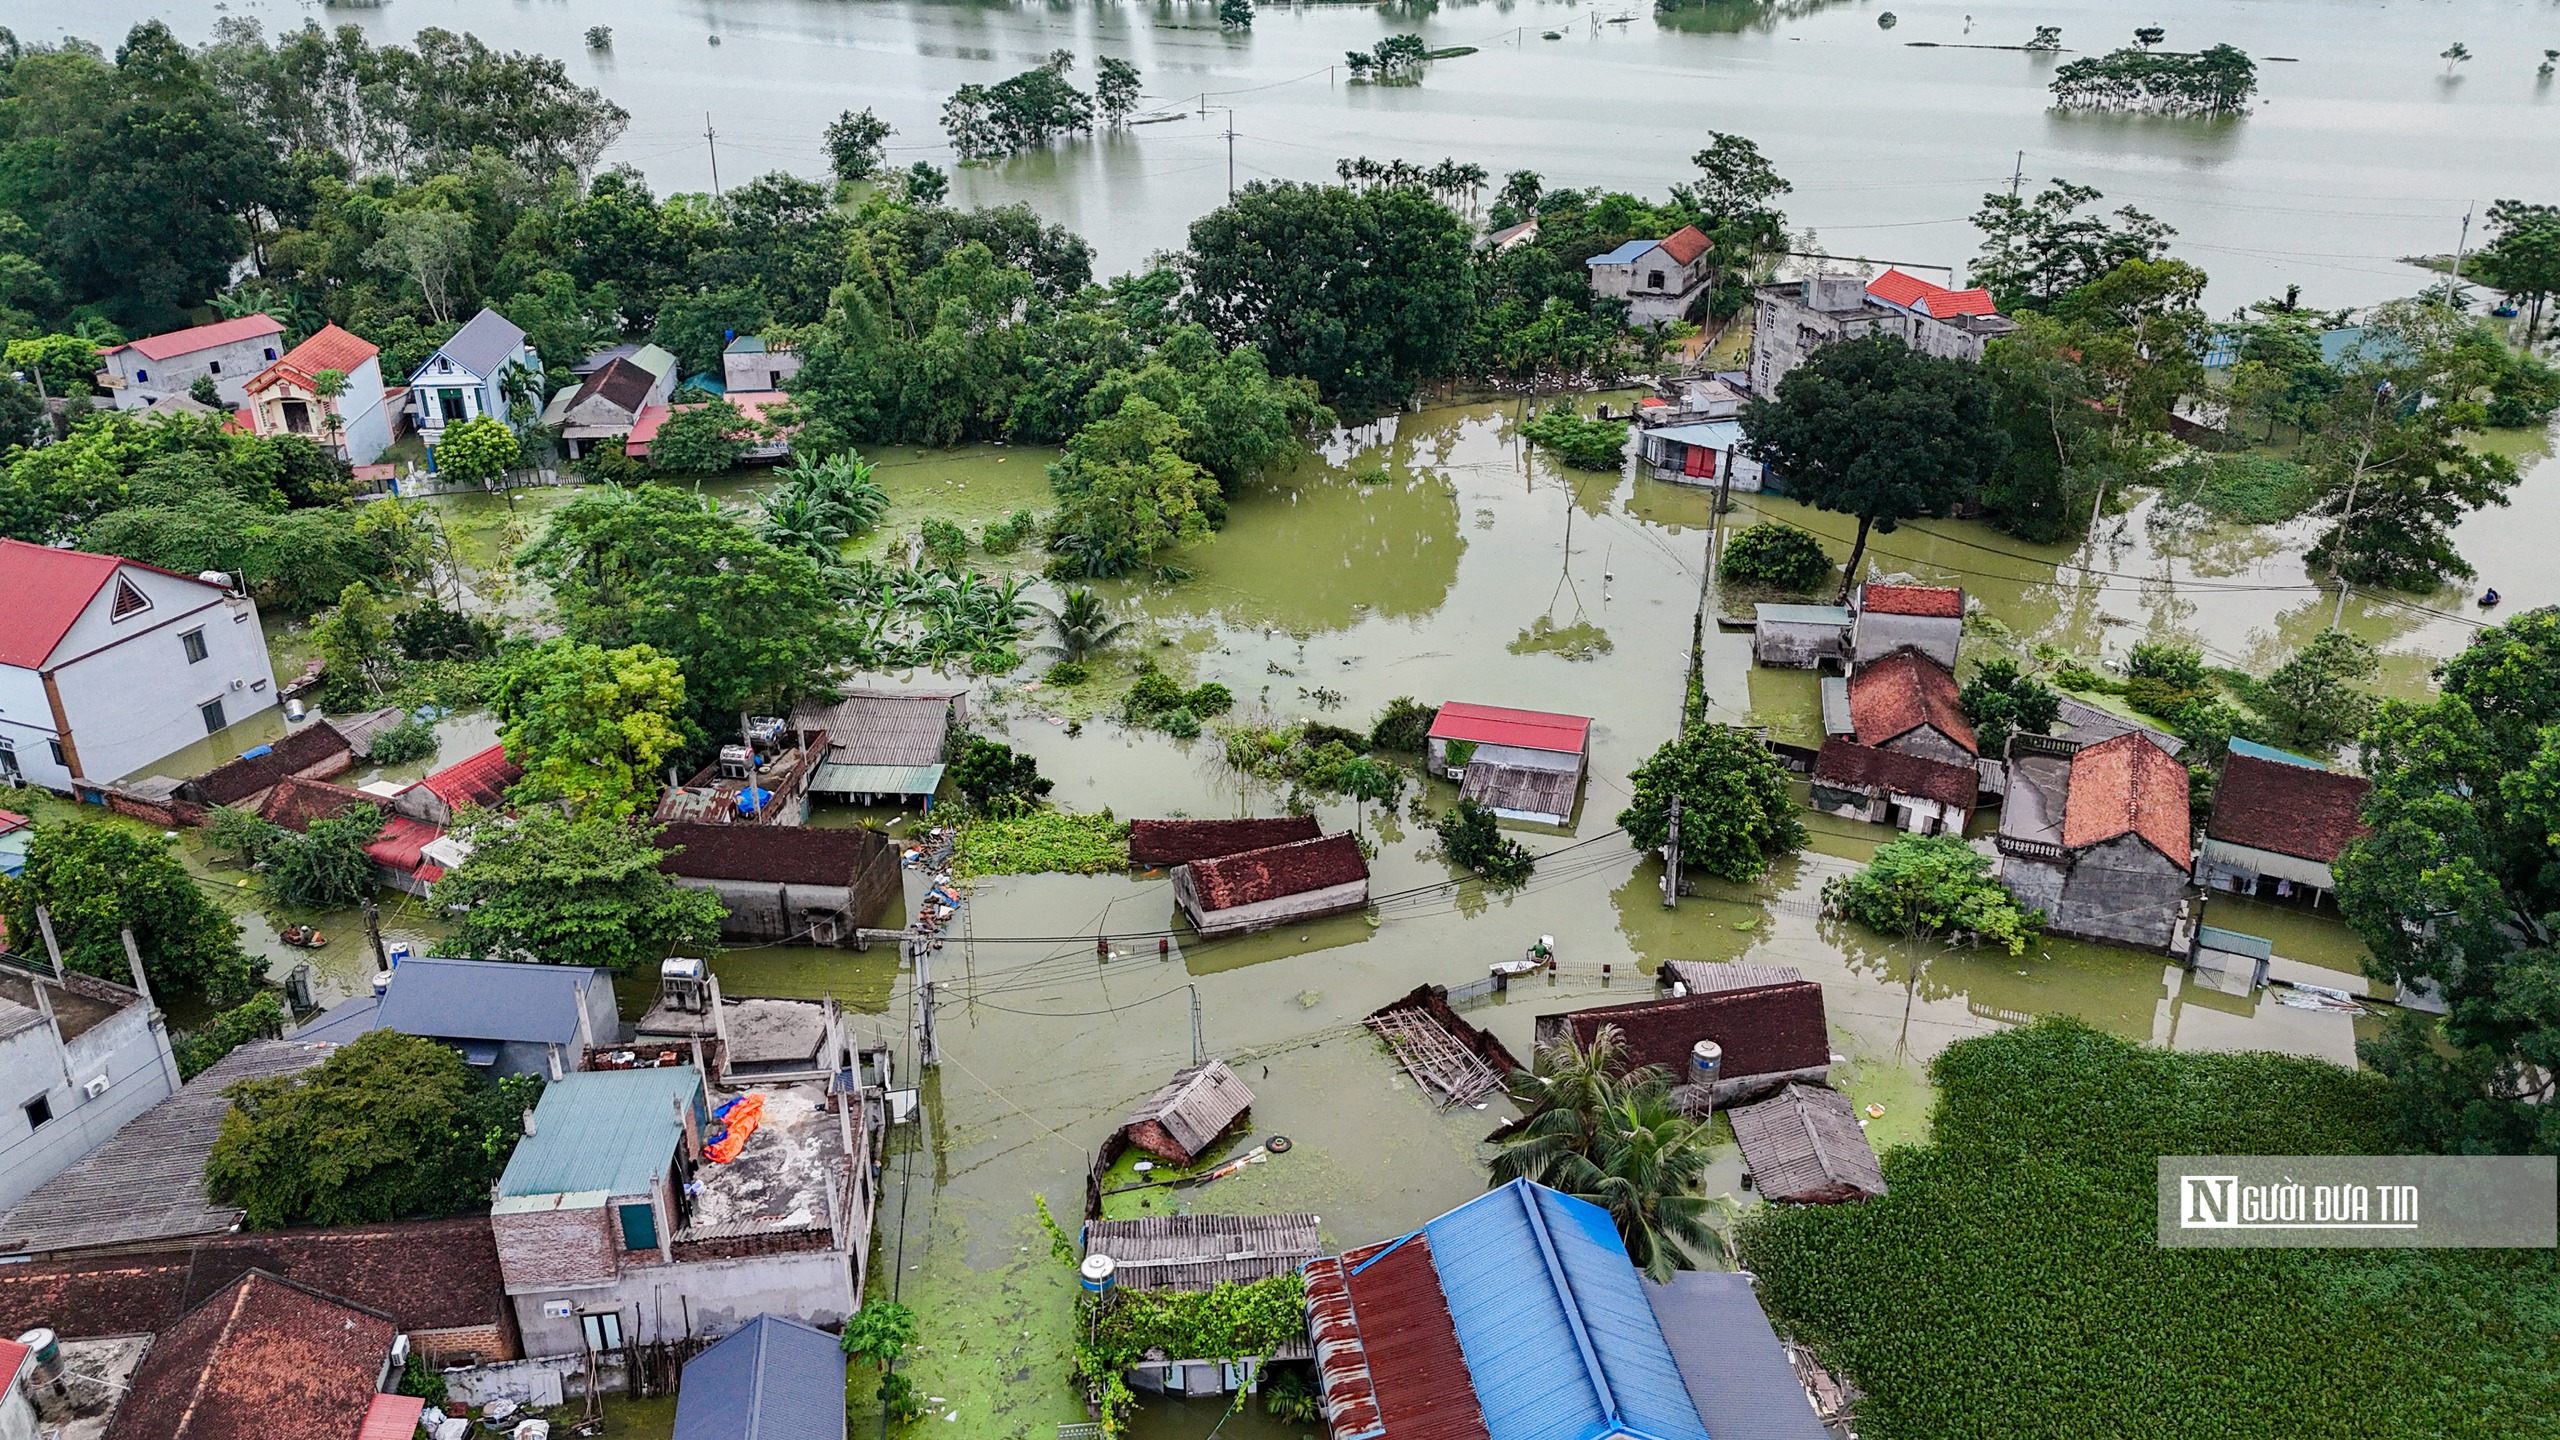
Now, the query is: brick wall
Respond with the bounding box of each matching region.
[414,1321,520,1366]
[492,1204,618,1288]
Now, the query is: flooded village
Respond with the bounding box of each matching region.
[0,3,2554,1440]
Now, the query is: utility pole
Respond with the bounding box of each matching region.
[2445,203,2475,305]
[362,898,389,976]
[2008,150,2026,199]
[913,937,940,1067]
[1222,109,1237,199]
[1189,986,1204,1066]
[1661,793,1682,908]
[705,113,723,198]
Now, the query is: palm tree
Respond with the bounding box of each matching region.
[1034,588,1129,664]
[1555,1089,1732,1281]
[1491,1024,1646,1186]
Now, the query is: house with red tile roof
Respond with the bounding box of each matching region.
[1998,731,2195,951]
[0,540,280,792]
[2198,740,2372,901]
[1845,648,1976,766]
[1427,702,1593,824]
[95,315,285,411]
[1534,979,1834,1108]
[1585,224,1717,325]
[1127,816,1321,868]
[1850,583,1965,670]
[625,389,798,465]
[1749,269,2018,397]
[243,323,393,464]
[1171,832,1370,939]
[1809,737,1979,835]
[103,1269,404,1440]
[388,742,523,827]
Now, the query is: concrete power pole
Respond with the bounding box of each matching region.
[1662,793,1683,909]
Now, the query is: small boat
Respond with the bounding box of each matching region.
[2479,589,2501,608]
[279,925,328,949]
[1490,957,1544,979]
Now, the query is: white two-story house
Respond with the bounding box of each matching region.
[93,315,286,411]
[0,541,279,792]
[1584,225,1716,326]
[408,308,539,444]
[0,959,180,1215]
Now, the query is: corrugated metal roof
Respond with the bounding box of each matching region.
[1429,702,1592,755]
[1640,421,1743,448]
[1727,1084,1888,1204]
[1643,1272,1831,1440]
[1818,676,1852,737]
[1586,240,1656,267]
[1460,762,1580,823]
[808,761,944,797]
[2224,737,2328,770]
[674,1314,848,1440]
[498,1068,703,1200]
[2195,926,2274,960]
[1309,1238,1490,1440]
[1422,1180,1711,1440]
[1082,1213,1321,1291]
[1123,1060,1255,1158]
[1661,961,1805,995]
[298,957,600,1047]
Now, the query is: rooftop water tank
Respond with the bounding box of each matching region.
[1690,1039,1724,1094]
[1079,1254,1117,1294]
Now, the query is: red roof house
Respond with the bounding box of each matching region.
[1173,833,1370,939]
[1846,649,1976,761]
[1866,268,2001,320]
[102,315,285,365]
[390,743,521,827]
[2062,731,2193,870]
[1428,702,1593,756]
[242,324,393,465]
[1535,980,1833,1106]
[1810,738,1979,834]
[1997,731,2194,951]
[1657,224,1714,266]
[1850,585,1965,671]
[1127,816,1322,868]
[104,1269,400,1440]
[2201,749,2371,894]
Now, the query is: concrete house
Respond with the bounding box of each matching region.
[546,356,676,460]
[489,1065,875,1355]
[1846,648,1976,767]
[0,962,180,1216]
[409,308,539,442]
[1850,584,1964,670]
[1998,731,2195,951]
[388,742,521,828]
[722,335,804,395]
[294,956,622,1080]
[656,823,902,948]
[94,315,285,411]
[1635,417,1764,489]
[1427,702,1593,825]
[0,540,279,792]
[1751,603,1852,670]
[242,324,392,464]
[1586,225,1715,325]
[1171,832,1371,939]
[796,684,970,810]
[2197,740,2371,903]
[1750,269,2018,397]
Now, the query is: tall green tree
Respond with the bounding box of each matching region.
[2338,607,2560,1153]
[1617,724,1806,881]
[1490,1027,1726,1281]
[823,108,893,184]
[1969,179,2175,310]
[264,804,387,910]
[437,812,727,971]
[517,484,846,736]
[491,639,689,819]
[204,1031,537,1228]
[0,822,258,1001]
[1740,334,2007,593]
[434,415,522,489]
[1182,181,1475,408]
[2255,630,2378,757]
[1044,396,1222,577]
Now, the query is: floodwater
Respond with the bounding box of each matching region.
[34,0,2560,310]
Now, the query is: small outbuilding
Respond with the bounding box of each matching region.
[1428,701,1592,824]
[656,822,901,946]
[1081,1212,1321,1292]
[796,685,969,809]
[1171,832,1370,938]
[2198,740,2371,902]
[1808,738,1978,835]
[1750,603,1851,670]
[1849,583,1963,671]
[1535,980,1833,1109]
[388,742,521,827]
[1119,1060,1255,1168]
[1636,418,1764,490]
[674,1313,848,1440]
[1727,1083,1888,1204]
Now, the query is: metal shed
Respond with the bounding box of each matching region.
[1080,1213,1321,1292]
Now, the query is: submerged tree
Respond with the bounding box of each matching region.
[2048,44,2258,115]
[1492,1026,1729,1280]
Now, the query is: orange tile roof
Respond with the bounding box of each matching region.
[1859,583,1963,619]
[1428,702,1593,754]
[105,315,283,363]
[1657,224,1714,266]
[1866,269,2001,320]
[1847,649,1975,755]
[418,743,520,809]
[2061,732,2192,867]
[246,324,377,395]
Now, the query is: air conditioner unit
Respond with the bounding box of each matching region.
[230,679,247,691]
[81,1075,109,1100]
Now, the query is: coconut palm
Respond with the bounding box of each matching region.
[1553,1089,1733,1281]
[1034,588,1130,664]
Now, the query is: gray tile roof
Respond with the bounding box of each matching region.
[415,307,527,381]
[294,956,601,1047]
[1644,1271,1831,1440]
[674,1314,847,1440]
[0,1040,336,1257]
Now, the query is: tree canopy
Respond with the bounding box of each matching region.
[1740,334,2007,593]
[435,811,727,971]
[0,822,257,1002]
[492,639,689,819]
[1617,724,1805,881]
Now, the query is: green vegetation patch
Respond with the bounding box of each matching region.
[2166,454,2319,524]
[1520,408,1633,470]
[955,810,1129,877]
[1740,1019,2560,1440]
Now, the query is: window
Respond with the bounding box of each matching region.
[47,740,66,769]
[0,740,17,780]
[579,1310,625,1354]
[110,577,151,619]
[22,1096,50,1131]
[617,1201,658,1252]
[438,389,468,422]
[181,628,208,664]
[263,347,277,361]
[1648,269,1667,290]
[280,399,311,434]
[199,698,227,735]
[207,360,221,375]
[135,369,148,383]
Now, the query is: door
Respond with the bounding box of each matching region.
[281,399,311,434]
[439,389,468,422]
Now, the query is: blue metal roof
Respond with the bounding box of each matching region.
[1422,1179,1711,1440]
[1586,240,1657,267]
[674,1314,848,1440]
[292,956,601,1047]
[499,1068,705,1200]
[2195,925,2275,960]
[1644,1272,1830,1440]
[2226,737,2329,771]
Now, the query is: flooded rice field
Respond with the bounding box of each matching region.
[88,393,2548,1433]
